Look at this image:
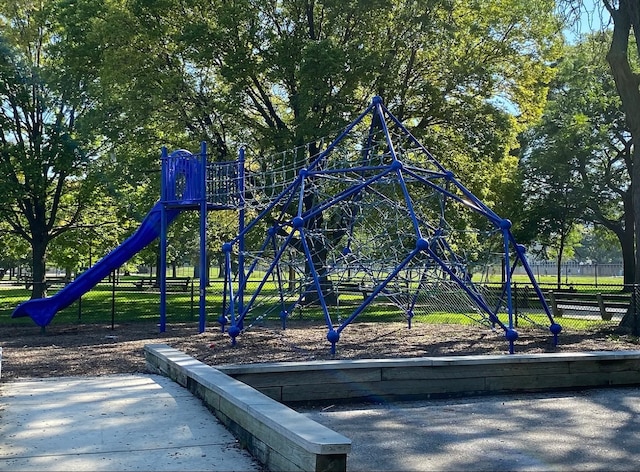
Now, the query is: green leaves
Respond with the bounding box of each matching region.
[518,32,632,280]
[0,0,575,296]
[0,0,118,296]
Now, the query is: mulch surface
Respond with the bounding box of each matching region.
[1,320,639,381]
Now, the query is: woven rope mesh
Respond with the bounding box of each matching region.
[220,101,555,344]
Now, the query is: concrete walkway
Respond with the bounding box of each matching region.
[0,374,262,471]
[3,372,640,471]
[300,387,640,471]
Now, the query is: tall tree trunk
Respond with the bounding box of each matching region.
[600,191,635,290]
[30,232,48,299]
[622,187,636,287]
[621,224,636,288]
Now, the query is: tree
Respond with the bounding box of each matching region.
[215,0,562,295]
[36,0,564,304]
[520,121,588,287]
[61,0,559,305]
[560,2,640,283]
[105,0,560,181]
[520,34,634,285]
[581,0,640,288]
[0,1,109,298]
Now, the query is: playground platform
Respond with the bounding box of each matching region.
[2,349,640,471]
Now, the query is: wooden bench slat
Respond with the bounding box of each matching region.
[546,290,630,321]
[134,277,192,292]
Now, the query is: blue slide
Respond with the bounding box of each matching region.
[12,203,182,327]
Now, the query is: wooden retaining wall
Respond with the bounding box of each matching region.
[217,351,640,404]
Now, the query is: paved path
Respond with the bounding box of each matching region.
[3,373,640,471]
[0,374,262,472]
[300,387,640,471]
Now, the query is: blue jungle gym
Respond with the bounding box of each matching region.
[13,97,561,354]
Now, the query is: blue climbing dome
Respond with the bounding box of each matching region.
[219,97,561,354]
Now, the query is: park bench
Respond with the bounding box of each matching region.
[134,276,192,292]
[163,277,192,291]
[332,282,368,300]
[333,281,408,301]
[133,279,154,290]
[23,276,72,290]
[546,290,631,321]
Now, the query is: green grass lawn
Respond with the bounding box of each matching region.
[0,281,218,326]
[0,273,625,332]
[494,273,624,289]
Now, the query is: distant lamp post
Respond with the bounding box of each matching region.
[594,260,598,287]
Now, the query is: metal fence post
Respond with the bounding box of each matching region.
[111,270,116,330]
[633,284,639,336]
[513,282,518,328]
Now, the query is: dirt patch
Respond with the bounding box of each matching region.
[1,320,639,381]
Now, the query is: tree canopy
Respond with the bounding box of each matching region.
[0,0,577,296]
[0,0,110,297]
[519,33,634,284]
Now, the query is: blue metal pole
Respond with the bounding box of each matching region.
[159,147,169,332]
[501,220,518,354]
[199,142,208,333]
[238,147,246,329]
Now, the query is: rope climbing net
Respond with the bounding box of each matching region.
[219,97,560,354]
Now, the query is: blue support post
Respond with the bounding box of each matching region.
[501,220,518,354]
[159,147,168,332]
[199,142,208,333]
[238,147,246,329]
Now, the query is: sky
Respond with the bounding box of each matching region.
[565,0,610,43]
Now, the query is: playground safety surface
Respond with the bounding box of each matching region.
[1,371,640,471]
[3,320,640,382]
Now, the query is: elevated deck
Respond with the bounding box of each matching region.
[162,152,241,209]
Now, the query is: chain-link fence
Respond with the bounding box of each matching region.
[0,276,224,328]
[2,276,639,339]
[507,282,640,335]
[246,280,640,337]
